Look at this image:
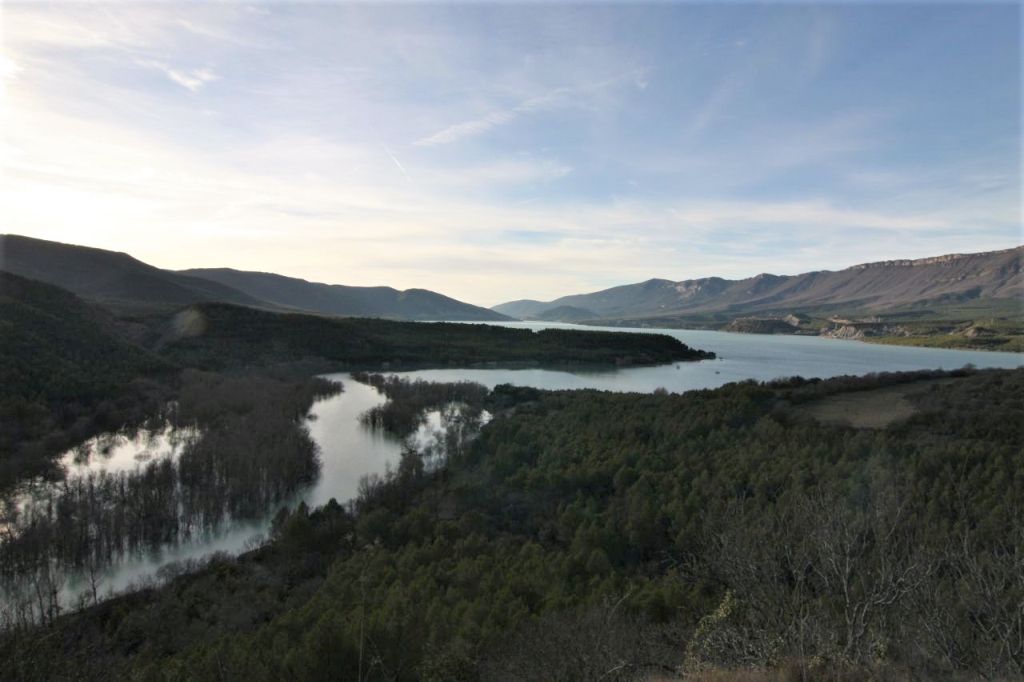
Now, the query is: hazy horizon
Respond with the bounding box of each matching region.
[2,2,1021,307]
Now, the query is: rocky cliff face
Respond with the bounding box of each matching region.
[821,322,910,340]
[849,247,1019,270]
[493,246,1023,322]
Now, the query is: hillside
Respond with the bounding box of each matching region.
[0,235,264,310]
[534,305,599,322]
[0,272,166,405]
[181,268,509,321]
[494,246,1024,324]
[0,235,509,322]
[0,272,171,486]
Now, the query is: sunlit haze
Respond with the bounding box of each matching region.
[1,2,1020,306]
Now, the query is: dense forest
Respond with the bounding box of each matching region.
[0,273,173,489]
[1,368,1020,680]
[158,302,713,370]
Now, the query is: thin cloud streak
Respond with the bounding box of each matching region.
[383,145,412,183]
[414,69,648,147]
[137,60,219,92]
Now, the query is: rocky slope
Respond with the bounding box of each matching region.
[494,246,1023,323]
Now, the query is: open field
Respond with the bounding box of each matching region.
[867,334,1024,353]
[796,377,960,429]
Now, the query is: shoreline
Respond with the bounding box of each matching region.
[532,319,1024,355]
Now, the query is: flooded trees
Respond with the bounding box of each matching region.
[352,373,488,440]
[0,372,342,622]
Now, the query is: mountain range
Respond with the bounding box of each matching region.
[0,235,509,322]
[3,235,1020,330]
[179,267,509,321]
[493,247,1023,325]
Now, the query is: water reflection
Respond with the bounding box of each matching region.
[303,375,403,508]
[2,422,201,532]
[391,323,1023,392]
[59,422,200,476]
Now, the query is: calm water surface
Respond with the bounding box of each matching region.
[394,322,1023,392]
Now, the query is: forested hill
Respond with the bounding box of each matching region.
[0,235,507,321]
[160,302,713,370]
[494,245,1023,322]
[0,273,171,486]
[0,272,166,401]
[2,367,1020,680]
[181,268,511,322]
[0,234,265,310]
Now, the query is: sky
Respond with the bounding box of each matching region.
[1,2,1020,307]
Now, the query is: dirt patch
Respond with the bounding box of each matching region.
[797,378,960,429]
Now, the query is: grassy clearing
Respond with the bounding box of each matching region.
[867,334,1024,353]
[795,377,960,429]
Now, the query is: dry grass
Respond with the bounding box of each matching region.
[796,377,960,429]
[680,670,796,682]
[652,662,916,682]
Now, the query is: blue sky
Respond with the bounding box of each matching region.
[1,2,1020,305]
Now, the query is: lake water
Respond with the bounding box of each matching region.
[389,322,1023,392]
[3,324,1020,614]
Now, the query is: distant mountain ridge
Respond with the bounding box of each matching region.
[493,246,1023,323]
[0,235,508,321]
[0,235,264,309]
[181,268,510,321]
[534,305,599,322]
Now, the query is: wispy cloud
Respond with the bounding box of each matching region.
[668,199,945,232]
[383,145,412,183]
[415,110,518,147]
[0,53,22,102]
[139,60,219,92]
[425,157,572,188]
[166,66,218,92]
[414,70,647,147]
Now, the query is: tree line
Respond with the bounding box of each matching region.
[161,303,713,371]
